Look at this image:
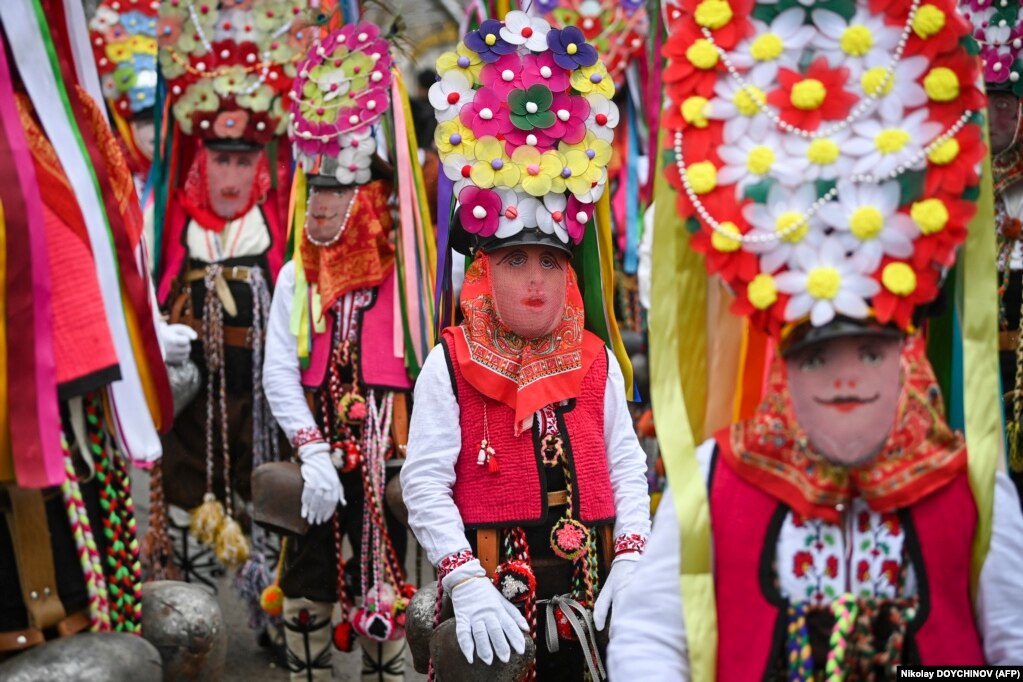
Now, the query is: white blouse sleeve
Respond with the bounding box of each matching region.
[604,351,652,540]
[400,344,472,566]
[975,472,1023,663]
[262,261,319,444]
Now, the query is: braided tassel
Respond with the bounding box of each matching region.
[825,594,858,682]
[111,446,145,630]
[59,436,111,632]
[786,602,813,682]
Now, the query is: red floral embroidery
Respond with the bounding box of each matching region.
[857,511,872,533]
[856,559,871,584]
[824,556,839,579]
[793,551,814,578]
[881,559,901,586]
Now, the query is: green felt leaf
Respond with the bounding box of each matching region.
[530,110,556,129]
[507,88,527,115]
[743,178,773,204]
[896,169,926,206]
[526,84,553,109]
[510,112,533,131]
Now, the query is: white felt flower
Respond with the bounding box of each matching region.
[500,11,551,52]
[743,183,824,274]
[494,188,541,238]
[429,71,474,122]
[536,193,570,244]
[818,181,917,271]
[811,8,902,74]
[730,10,814,83]
[441,153,476,194]
[845,109,940,179]
[585,94,620,143]
[717,129,806,191]
[858,54,928,123]
[775,237,881,326]
[335,146,373,185]
[781,128,853,182]
[708,71,774,145]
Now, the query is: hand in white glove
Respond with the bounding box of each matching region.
[159,321,198,366]
[593,554,640,631]
[298,442,344,525]
[443,558,528,665]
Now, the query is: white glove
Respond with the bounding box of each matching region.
[443,558,528,665]
[298,442,344,525]
[593,554,640,631]
[159,321,198,366]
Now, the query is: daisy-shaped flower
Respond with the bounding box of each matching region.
[775,237,881,326]
[458,186,503,237]
[512,146,565,197]
[547,93,590,144]
[464,19,517,64]
[845,109,940,178]
[429,71,474,122]
[729,10,814,83]
[481,53,525,99]
[471,136,521,189]
[570,63,615,98]
[742,183,823,273]
[662,22,722,100]
[810,8,903,73]
[494,188,542,239]
[767,57,858,132]
[717,129,806,191]
[500,11,550,51]
[780,128,853,182]
[818,181,917,271]
[459,87,513,139]
[855,54,927,123]
[521,52,571,92]
[559,133,612,197]
[435,119,478,157]
[872,257,940,330]
[442,153,477,194]
[537,193,570,244]
[707,69,774,144]
[436,43,484,86]
[731,271,790,338]
[565,196,595,243]
[585,94,619,142]
[920,50,986,127]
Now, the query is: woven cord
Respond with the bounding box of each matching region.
[786,602,813,682]
[824,593,858,682]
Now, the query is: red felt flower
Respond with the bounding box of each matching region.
[856,559,871,583]
[824,556,839,579]
[679,0,754,50]
[768,58,858,132]
[871,257,940,331]
[902,0,971,61]
[793,551,814,578]
[688,193,760,283]
[662,20,723,101]
[881,559,901,585]
[924,122,985,196]
[921,50,986,127]
[909,193,976,270]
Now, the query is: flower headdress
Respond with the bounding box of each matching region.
[288,22,394,185]
[662,0,985,336]
[960,0,1023,91]
[532,0,649,85]
[433,10,618,250]
[90,0,159,120]
[157,0,314,144]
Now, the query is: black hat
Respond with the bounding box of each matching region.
[781,317,904,357]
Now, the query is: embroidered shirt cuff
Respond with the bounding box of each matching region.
[614,533,647,557]
[437,548,475,582]
[291,425,325,449]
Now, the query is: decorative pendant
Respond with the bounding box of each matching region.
[493,560,536,605]
[352,605,395,643]
[549,517,588,561]
[341,440,361,473]
[337,391,367,424]
[541,434,564,468]
[476,438,498,473]
[333,621,355,652]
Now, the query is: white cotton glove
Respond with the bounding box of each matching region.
[593,554,640,631]
[298,442,344,525]
[443,558,529,665]
[159,321,198,366]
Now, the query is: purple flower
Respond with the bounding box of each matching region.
[546,27,597,71]
[533,0,559,12]
[464,19,516,64]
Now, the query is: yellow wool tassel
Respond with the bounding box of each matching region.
[260,537,287,616]
[190,493,225,546]
[215,515,250,567]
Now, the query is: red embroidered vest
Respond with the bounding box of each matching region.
[444,337,615,527]
[710,431,985,679]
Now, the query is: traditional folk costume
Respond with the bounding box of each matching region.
[261,22,414,681]
[153,0,312,571]
[403,12,651,680]
[608,0,1023,677]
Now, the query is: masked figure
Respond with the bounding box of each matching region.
[403,12,651,680]
[261,22,414,681]
[608,0,1023,676]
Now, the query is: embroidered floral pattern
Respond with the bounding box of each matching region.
[613,533,647,556]
[437,548,475,581]
[291,425,325,449]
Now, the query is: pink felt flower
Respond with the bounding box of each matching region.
[480,53,525,99]
[546,93,590,145]
[213,110,249,139]
[521,52,571,92]
[459,87,513,139]
[458,186,503,237]
[565,196,593,244]
[503,126,555,153]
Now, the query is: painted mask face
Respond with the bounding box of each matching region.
[786,334,903,466]
[987,91,1020,155]
[489,245,568,339]
[305,185,355,243]
[206,147,261,219]
[130,119,155,162]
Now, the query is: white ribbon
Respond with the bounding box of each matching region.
[538,594,606,681]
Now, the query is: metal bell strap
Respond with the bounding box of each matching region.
[537,594,606,682]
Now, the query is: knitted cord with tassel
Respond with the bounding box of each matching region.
[504,527,537,682]
[138,461,180,581]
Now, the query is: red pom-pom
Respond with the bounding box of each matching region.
[493,560,535,605]
[333,622,355,652]
[400,583,417,600]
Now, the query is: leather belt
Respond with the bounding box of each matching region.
[547,490,569,507]
[184,319,253,349]
[1000,330,1019,352]
[0,611,90,653]
[184,265,253,283]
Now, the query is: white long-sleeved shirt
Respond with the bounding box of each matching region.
[607,439,1023,678]
[401,342,652,566]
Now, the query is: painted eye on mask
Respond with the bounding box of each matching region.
[540,254,562,270]
[798,352,825,371]
[860,348,883,366]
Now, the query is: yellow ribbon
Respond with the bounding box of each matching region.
[0,198,12,482]
[650,129,716,682]
[596,190,634,399]
[962,124,1000,595]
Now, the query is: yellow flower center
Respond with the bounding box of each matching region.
[806,139,840,165]
[911,198,949,235]
[567,43,578,55]
[923,67,960,102]
[790,79,827,111]
[806,267,842,300]
[747,146,775,175]
[681,96,710,128]
[748,274,778,310]
[875,128,911,154]
[687,161,718,195]
[776,211,808,244]
[861,67,895,96]
[912,4,946,39]
[694,0,733,30]
[750,34,783,62]
[711,221,742,253]
[882,262,917,296]
[686,39,719,70]
[928,137,960,165]
[733,86,766,116]
[485,34,497,46]
[850,206,884,241]
[840,25,873,56]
